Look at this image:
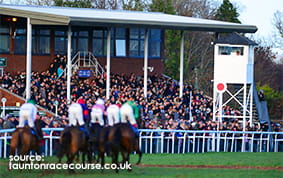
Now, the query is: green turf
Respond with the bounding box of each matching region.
[0,153,282,178]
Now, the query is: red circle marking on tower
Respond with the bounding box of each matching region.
[217,83,225,91]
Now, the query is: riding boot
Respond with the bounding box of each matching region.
[31,127,42,140]
[80,124,90,142]
[131,125,139,138]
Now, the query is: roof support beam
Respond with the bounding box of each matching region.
[67,25,72,104]
[179,31,184,98]
[25,17,32,101]
[106,28,111,100]
[143,29,149,98]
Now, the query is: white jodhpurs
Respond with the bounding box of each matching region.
[68,103,85,126]
[120,104,137,125]
[106,104,120,126]
[91,107,104,126]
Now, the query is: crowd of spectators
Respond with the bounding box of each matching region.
[0,54,281,132]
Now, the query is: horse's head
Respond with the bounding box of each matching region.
[34,119,43,137]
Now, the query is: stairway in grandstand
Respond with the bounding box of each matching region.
[0,87,56,117]
[58,51,105,79]
[230,84,271,129]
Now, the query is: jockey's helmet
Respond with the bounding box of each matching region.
[27,99,35,105]
[96,98,104,105]
[77,98,85,104]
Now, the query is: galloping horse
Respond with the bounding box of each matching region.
[97,126,111,170]
[10,119,43,156]
[107,123,142,172]
[57,126,91,173]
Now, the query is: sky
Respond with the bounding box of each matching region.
[229,0,283,56]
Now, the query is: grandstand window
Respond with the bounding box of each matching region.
[149,29,161,58]
[129,28,144,57]
[14,27,26,54]
[93,29,106,56]
[129,28,161,58]
[113,28,126,57]
[32,28,50,55]
[54,29,68,55]
[0,23,10,53]
[72,30,89,53]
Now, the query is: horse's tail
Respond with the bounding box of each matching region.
[10,129,21,156]
[107,126,121,152]
[57,130,71,160]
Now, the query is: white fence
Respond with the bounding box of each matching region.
[0,128,282,158]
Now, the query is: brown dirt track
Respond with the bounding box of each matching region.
[137,164,283,171]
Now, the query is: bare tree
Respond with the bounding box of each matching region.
[173,0,218,93]
[272,10,283,48]
[92,0,119,9]
[26,0,53,6]
[273,11,283,38]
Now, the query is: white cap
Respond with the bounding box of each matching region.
[96,98,104,105]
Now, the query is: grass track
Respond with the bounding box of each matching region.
[1,152,282,178]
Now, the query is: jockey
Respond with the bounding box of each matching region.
[77,98,90,124]
[68,98,89,137]
[120,97,139,136]
[18,100,42,140]
[106,101,120,127]
[91,98,105,126]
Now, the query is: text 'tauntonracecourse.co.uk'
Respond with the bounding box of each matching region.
[8,155,132,170]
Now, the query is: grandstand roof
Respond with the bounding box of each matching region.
[215,32,258,45]
[0,4,257,33]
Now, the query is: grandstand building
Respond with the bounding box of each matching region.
[0,4,257,76]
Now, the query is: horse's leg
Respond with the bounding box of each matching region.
[125,151,132,172]
[135,139,142,165]
[112,151,119,173]
[121,151,127,164]
[82,151,86,164]
[99,151,105,173]
[87,146,92,163]
[67,154,75,174]
[75,152,79,162]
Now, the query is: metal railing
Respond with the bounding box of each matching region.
[58,51,105,80]
[0,128,282,158]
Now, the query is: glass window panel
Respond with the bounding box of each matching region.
[14,36,26,53]
[140,40,144,56]
[130,28,139,39]
[16,28,26,34]
[39,29,50,35]
[55,37,67,54]
[55,30,66,36]
[71,38,77,53]
[130,40,138,51]
[115,28,125,39]
[140,29,145,39]
[0,26,9,33]
[149,41,160,57]
[39,36,50,54]
[79,31,88,37]
[0,35,9,53]
[78,38,88,51]
[93,39,104,56]
[219,46,244,56]
[115,40,126,56]
[150,29,161,40]
[93,30,104,38]
[32,37,36,54]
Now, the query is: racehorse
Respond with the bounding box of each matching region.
[89,123,103,162]
[56,126,91,173]
[10,119,43,156]
[107,123,142,172]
